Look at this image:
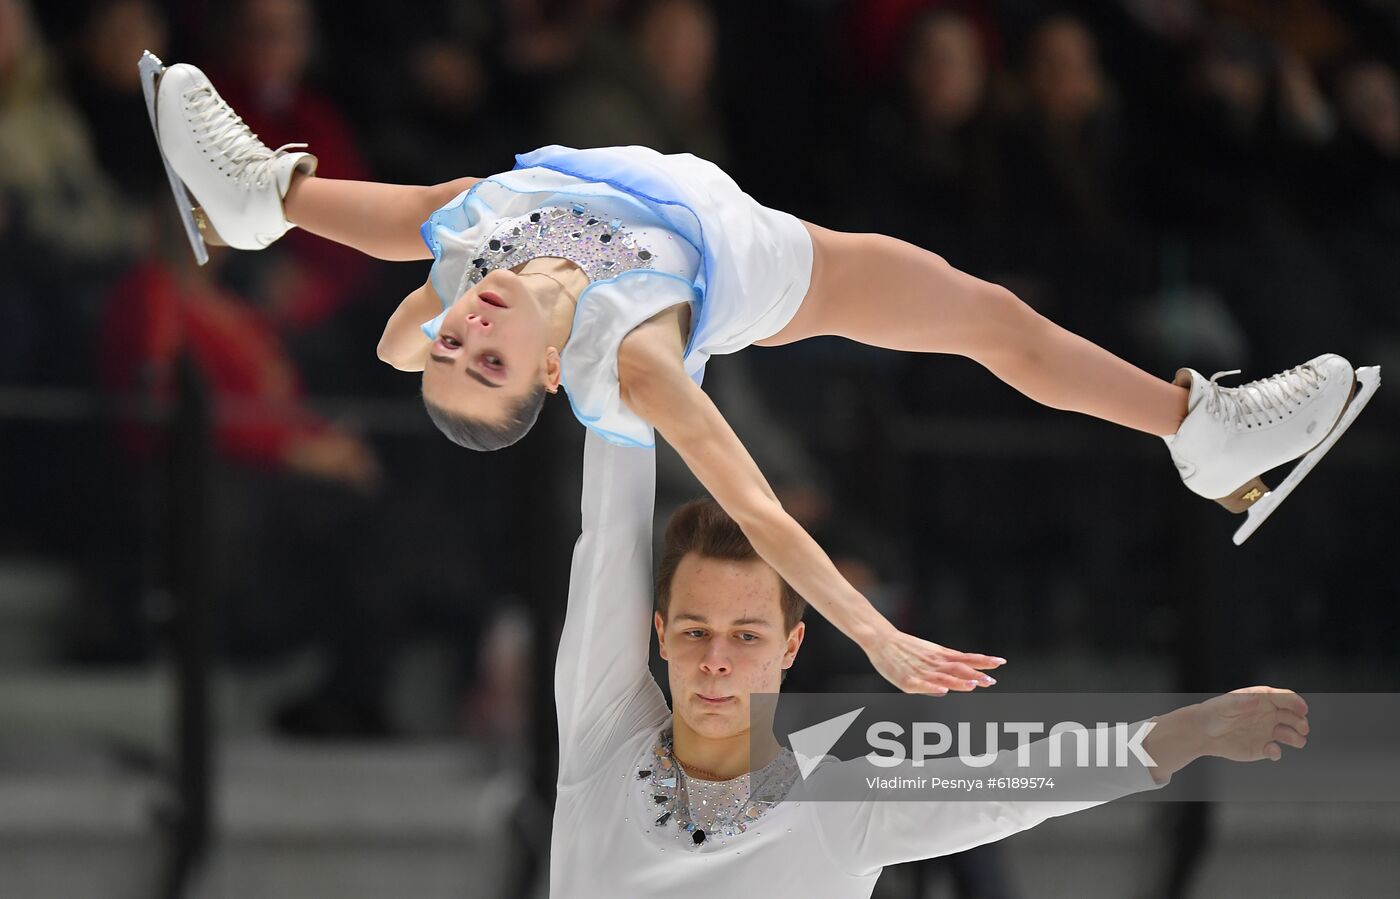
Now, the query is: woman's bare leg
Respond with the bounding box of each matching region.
[282,175,479,262]
[786,225,1188,436]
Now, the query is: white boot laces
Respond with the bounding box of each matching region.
[1202,363,1325,430]
[183,85,306,190]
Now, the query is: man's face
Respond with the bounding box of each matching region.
[654,553,804,741]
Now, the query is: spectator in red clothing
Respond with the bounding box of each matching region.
[205,0,375,334]
[100,229,399,737]
[100,239,380,489]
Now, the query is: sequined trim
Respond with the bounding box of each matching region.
[637,726,799,850]
[458,202,657,300]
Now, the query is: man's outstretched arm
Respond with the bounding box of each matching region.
[555,432,669,789]
[813,687,1309,874]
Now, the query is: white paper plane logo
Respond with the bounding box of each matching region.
[789,707,864,780]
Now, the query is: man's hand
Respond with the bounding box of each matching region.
[1200,687,1310,762]
[1144,686,1310,784]
[863,627,1004,695]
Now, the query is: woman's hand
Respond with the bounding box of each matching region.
[862,626,1005,695]
[378,277,443,371]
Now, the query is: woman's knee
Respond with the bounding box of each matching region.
[969,285,1045,357]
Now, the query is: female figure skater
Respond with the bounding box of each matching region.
[140,56,1378,695]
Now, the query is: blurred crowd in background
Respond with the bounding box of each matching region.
[2,0,1398,747]
[4,2,1398,896]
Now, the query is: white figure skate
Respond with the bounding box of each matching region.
[1163,353,1381,545]
[138,50,316,264]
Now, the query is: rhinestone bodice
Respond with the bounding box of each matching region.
[462,201,659,290]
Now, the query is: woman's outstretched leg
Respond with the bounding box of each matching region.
[784,225,1188,436]
[283,175,478,262]
[785,224,1374,541]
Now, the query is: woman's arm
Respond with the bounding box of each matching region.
[618,318,1004,694]
[376,276,441,371]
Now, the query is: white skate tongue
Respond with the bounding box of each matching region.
[1182,367,1221,413]
[273,151,318,198]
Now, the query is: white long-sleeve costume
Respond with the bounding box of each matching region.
[549,433,1164,898]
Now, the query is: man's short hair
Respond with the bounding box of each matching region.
[423,387,547,452]
[656,498,807,633]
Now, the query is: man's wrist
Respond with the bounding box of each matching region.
[1143,704,1207,784]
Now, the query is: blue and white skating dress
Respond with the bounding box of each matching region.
[418,145,814,448]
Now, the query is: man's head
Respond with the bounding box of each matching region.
[654,499,806,741]
[421,268,568,451]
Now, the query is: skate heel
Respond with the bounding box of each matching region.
[192,207,228,247]
[1215,476,1271,513]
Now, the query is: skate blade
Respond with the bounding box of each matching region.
[1232,365,1382,545]
[138,50,210,266]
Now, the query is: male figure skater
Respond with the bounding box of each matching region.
[550,432,1310,897]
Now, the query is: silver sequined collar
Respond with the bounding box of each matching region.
[635,725,799,850]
